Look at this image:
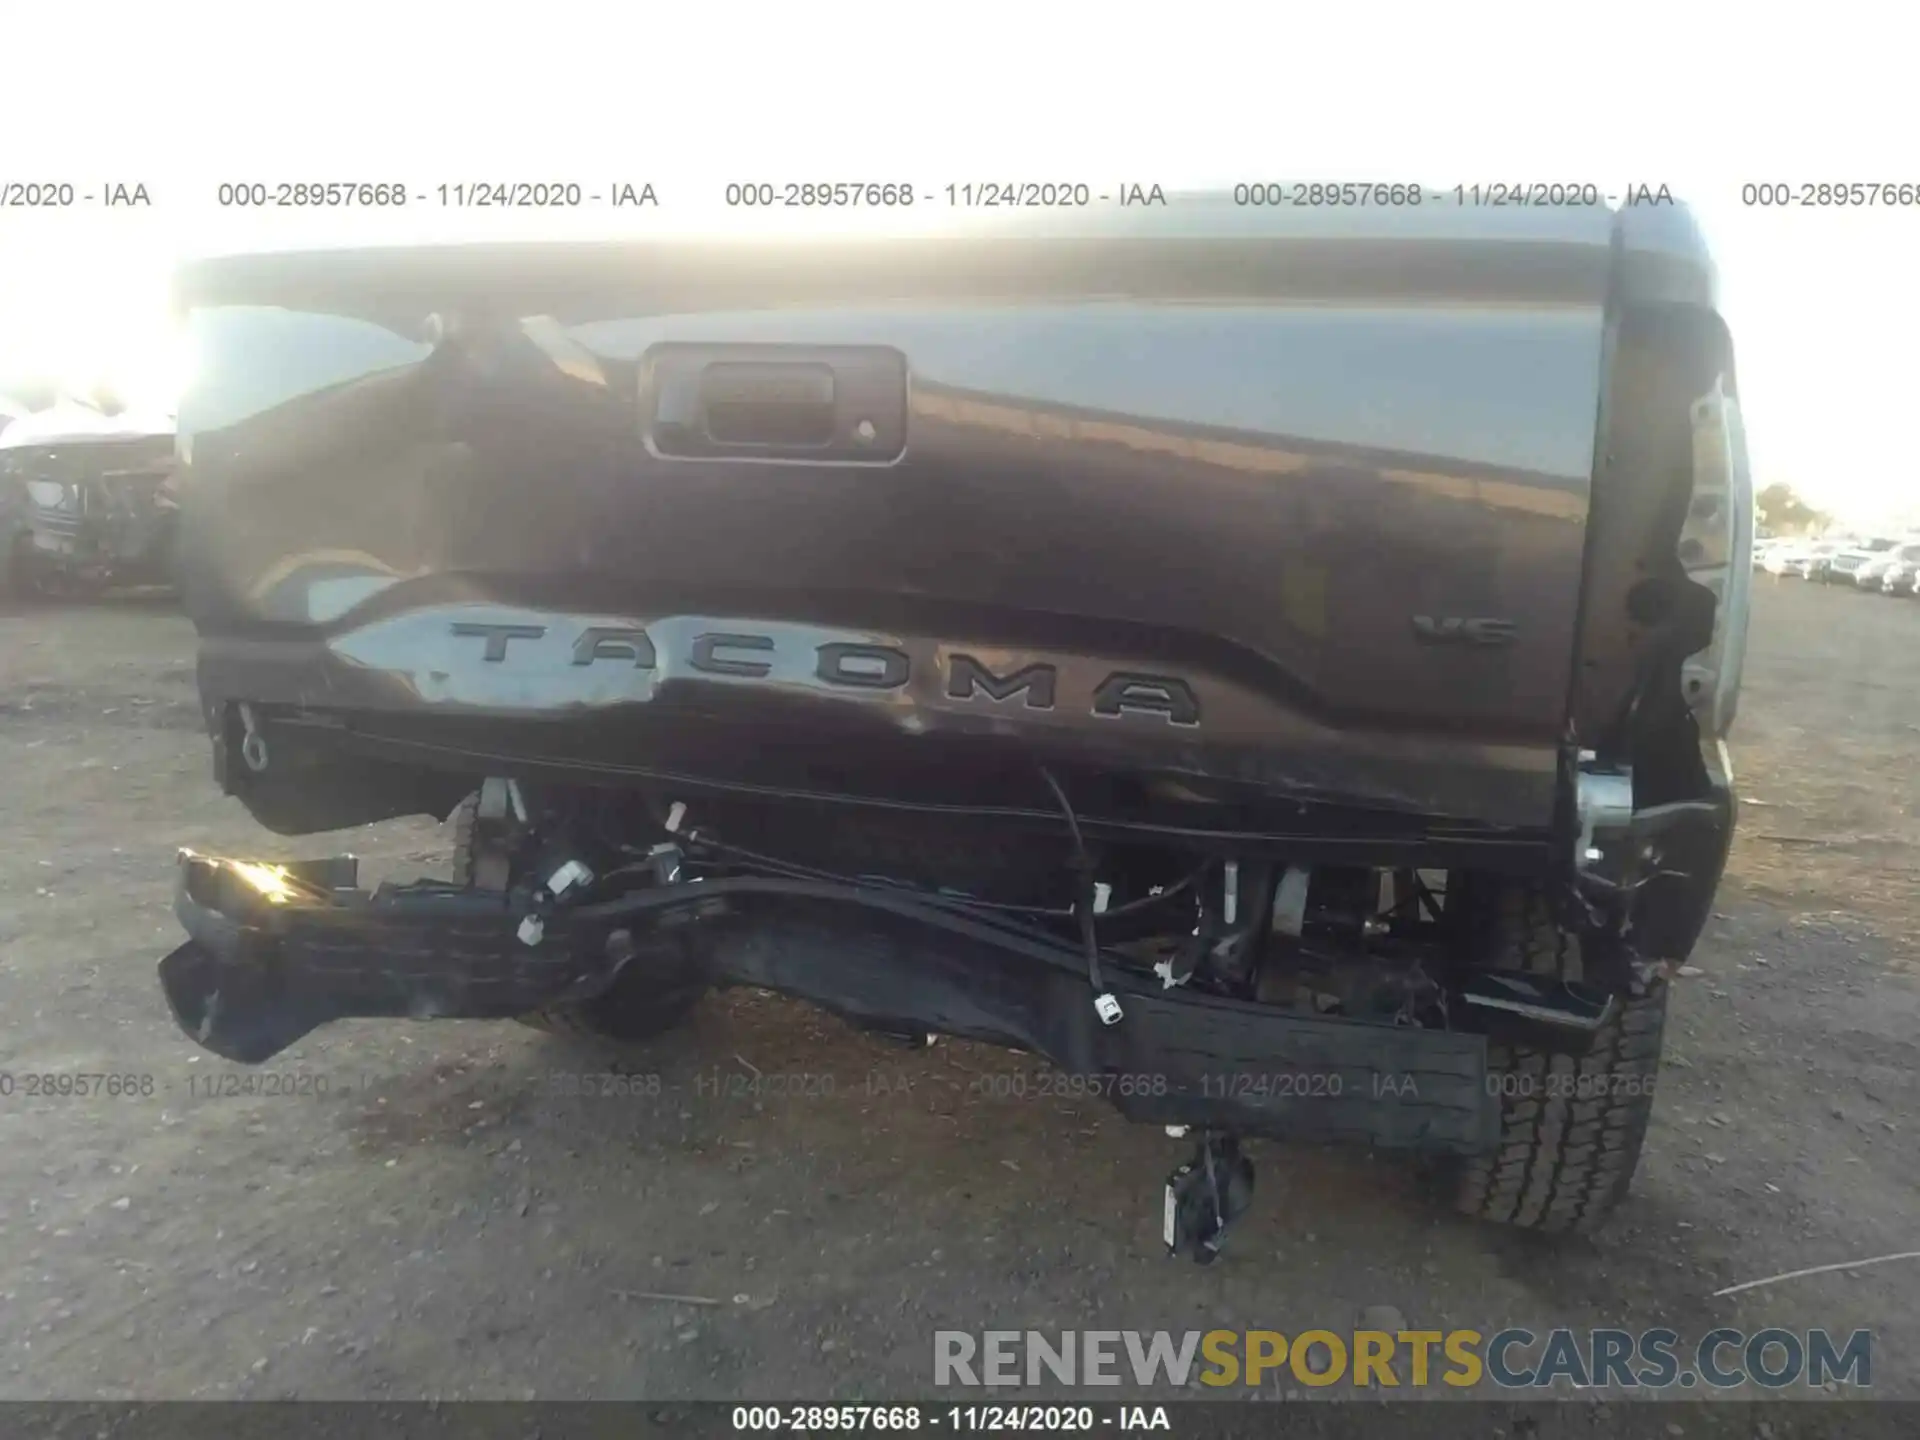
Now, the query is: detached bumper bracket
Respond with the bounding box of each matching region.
[157,849,1503,1155]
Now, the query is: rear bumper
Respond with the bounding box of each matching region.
[157,850,1501,1155]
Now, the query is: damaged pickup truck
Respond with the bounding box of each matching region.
[158,195,1749,1250]
[0,400,180,597]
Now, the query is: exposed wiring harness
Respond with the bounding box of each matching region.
[1039,767,1123,1025]
[589,789,1200,1009]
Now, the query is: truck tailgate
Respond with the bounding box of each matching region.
[175,203,1622,830]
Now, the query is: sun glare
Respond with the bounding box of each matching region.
[3,186,1916,526]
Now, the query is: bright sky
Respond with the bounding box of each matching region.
[1,3,1911,524]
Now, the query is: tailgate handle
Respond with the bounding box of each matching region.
[643,343,907,463]
[699,362,837,447]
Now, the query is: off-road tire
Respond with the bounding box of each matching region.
[448,792,709,1045]
[1449,882,1669,1233]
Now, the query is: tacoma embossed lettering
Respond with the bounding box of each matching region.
[450,622,1199,724]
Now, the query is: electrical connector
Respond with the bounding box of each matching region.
[647,842,683,885]
[546,859,594,899]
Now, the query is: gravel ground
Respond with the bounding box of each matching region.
[0,578,1915,1411]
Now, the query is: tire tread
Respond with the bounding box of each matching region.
[1454,884,1667,1233]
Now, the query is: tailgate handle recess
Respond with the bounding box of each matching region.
[700,362,836,447]
[644,343,907,464]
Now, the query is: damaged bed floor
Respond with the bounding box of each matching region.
[1,579,1916,1405]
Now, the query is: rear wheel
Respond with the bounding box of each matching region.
[448,792,710,1045]
[1447,881,1669,1233]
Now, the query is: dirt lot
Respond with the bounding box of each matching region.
[1,577,1916,1408]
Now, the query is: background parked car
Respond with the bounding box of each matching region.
[1801,541,1846,580]
[1765,540,1841,579]
[1854,540,1920,589]
[1760,541,1805,576]
[1881,551,1920,595]
[0,400,179,599]
[1754,536,1809,570]
[1827,536,1903,585]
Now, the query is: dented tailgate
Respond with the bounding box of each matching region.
[174,200,1635,830]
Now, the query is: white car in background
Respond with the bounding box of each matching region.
[1764,540,1842,579]
[1853,539,1920,589]
[1826,536,1903,585]
[1881,550,1920,595]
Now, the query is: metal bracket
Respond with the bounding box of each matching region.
[1573,755,1726,944]
[476,776,527,824]
[1164,1131,1254,1265]
[1574,757,1634,883]
[1270,865,1311,938]
[470,777,528,893]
